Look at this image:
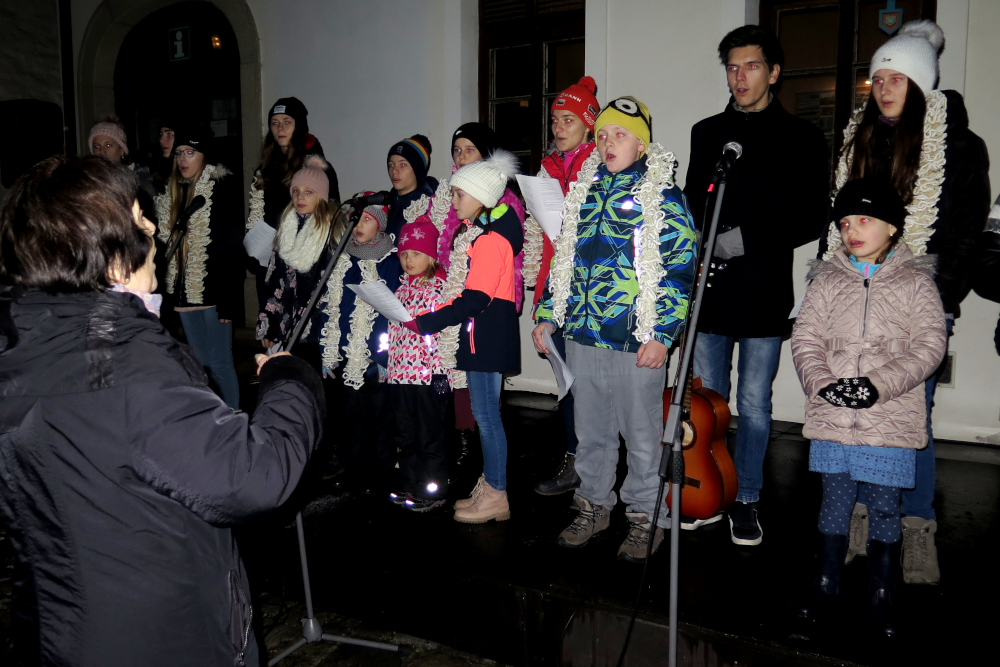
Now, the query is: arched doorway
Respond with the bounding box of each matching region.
[76,0,261,210]
[114,2,244,189]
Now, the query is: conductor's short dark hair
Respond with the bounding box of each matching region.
[0,155,148,292]
[718,24,785,72]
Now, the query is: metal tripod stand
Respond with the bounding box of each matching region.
[266,200,406,664]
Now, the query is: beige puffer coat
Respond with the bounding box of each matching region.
[791,246,946,449]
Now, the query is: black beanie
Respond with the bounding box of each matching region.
[452,122,498,159]
[832,177,906,231]
[387,134,433,185]
[269,97,309,135]
[172,124,215,163]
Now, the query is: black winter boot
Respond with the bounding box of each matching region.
[798,532,849,620]
[868,539,899,637]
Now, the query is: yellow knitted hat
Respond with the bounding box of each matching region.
[595,96,651,148]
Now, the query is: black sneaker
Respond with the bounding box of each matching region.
[729,501,763,546]
[403,496,446,512]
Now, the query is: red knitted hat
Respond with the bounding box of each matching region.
[551,76,600,130]
[397,215,439,259]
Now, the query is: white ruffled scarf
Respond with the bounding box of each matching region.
[155,164,229,304]
[546,143,678,345]
[823,90,948,259]
[276,207,328,272]
[319,248,395,389]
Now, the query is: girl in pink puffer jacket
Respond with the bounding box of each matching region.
[791,178,947,635]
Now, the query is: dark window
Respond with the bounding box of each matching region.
[480,0,585,173]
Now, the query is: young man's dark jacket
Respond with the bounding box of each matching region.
[0,288,325,667]
[686,96,829,338]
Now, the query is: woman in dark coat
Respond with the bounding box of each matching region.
[0,156,325,666]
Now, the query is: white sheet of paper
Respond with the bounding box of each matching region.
[516,174,566,240]
[788,293,805,318]
[347,283,413,323]
[542,327,575,401]
[243,222,276,267]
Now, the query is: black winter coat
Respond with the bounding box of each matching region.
[685,97,829,338]
[0,288,325,667]
[845,90,990,317]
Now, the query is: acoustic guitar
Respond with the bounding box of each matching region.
[662,375,738,520]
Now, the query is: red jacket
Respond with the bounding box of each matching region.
[533,141,596,307]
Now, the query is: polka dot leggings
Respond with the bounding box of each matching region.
[818,472,903,543]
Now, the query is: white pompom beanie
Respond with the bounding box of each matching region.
[450,148,520,209]
[869,19,945,95]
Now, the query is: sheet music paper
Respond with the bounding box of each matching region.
[346,283,413,323]
[516,175,566,240]
[788,293,805,319]
[542,327,575,401]
[243,222,276,267]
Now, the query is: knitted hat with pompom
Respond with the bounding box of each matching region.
[870,20,945,95]
[290,155,330,201]
[551,76,600,130]
[449,148,520,209]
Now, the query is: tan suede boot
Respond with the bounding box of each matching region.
[617,512,664,563]
[557,497,610,548]
[901,516,940,584]
[845,503,869,564]
[453,481,510,524]
[455,474,487,510]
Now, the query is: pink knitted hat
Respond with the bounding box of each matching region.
[290,155,330,200]
[88,121,128,156]
[397,215,439,258]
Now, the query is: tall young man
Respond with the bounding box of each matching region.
[685,25,829,546]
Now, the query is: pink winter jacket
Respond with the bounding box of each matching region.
[790,246,947,449]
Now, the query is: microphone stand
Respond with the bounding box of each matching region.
[266,202,407,664]
[659,169,730,667]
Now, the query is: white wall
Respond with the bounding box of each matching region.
[245,0,477,199]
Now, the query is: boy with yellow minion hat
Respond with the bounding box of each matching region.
[532,96,697,562]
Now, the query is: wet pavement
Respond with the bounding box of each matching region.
[2,328,999,666]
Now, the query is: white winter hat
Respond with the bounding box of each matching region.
[449,148,520,209]
[869,20,945,96]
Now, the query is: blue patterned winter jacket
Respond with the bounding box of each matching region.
[535,156,697,352]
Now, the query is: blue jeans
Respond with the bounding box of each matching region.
[860,319,950,520]
[178,307,240,410]
[467,371,507,491]
[693,333,782,503]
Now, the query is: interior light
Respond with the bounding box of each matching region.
[211,35,222,49]
[864,79,872,85]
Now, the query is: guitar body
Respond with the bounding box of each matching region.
[662,379,739,519]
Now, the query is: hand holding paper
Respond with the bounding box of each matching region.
[346,283,413,322]
[244,222,276,267]
[516,175,566,240]
[541,326,575,401]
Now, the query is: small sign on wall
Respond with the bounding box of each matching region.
[169,26,191,61]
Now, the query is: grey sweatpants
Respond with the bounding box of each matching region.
[566,340,668,527]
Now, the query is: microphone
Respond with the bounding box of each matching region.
[710,142,743,187]
[349,191,394,207]
[163,195,207,265]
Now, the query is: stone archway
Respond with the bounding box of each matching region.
[76,0,261,205]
